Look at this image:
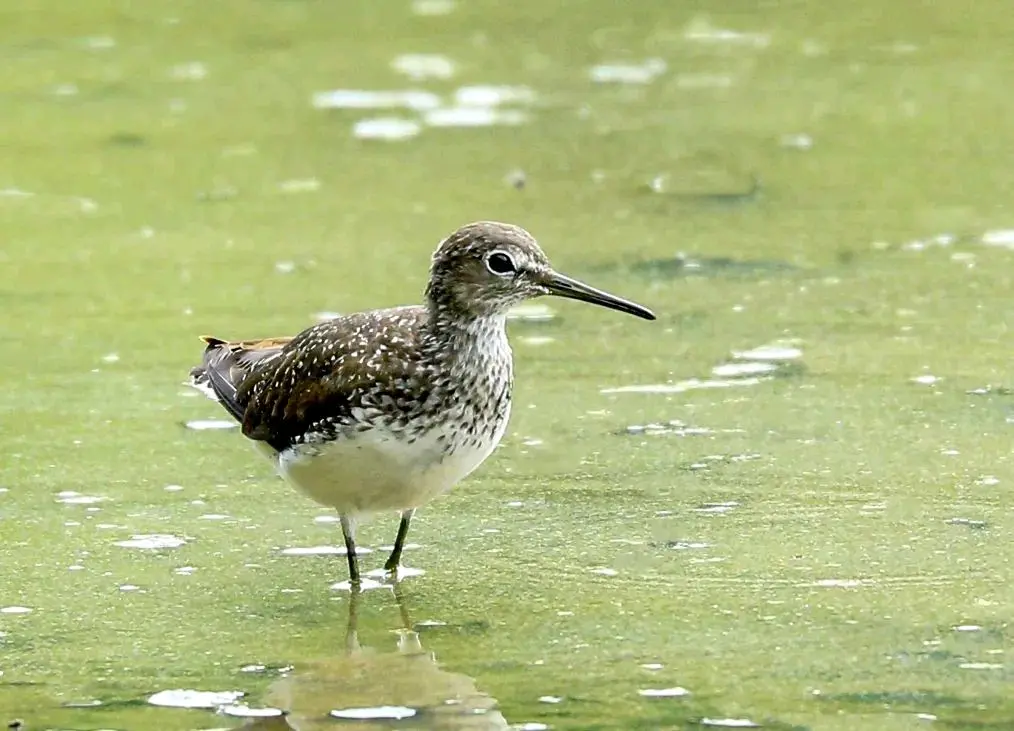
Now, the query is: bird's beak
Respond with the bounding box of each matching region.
[540,271,656,321]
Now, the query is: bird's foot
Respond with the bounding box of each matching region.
[366,565,425,583]
[330,576,386,592]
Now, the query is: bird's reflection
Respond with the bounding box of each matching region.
[240,584,508,730]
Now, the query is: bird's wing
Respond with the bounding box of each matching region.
[189,335,294,422]
[192,307,430,453]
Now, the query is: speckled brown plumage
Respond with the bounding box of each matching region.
[188,221,655,587]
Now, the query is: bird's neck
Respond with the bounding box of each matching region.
[421,304,511,373]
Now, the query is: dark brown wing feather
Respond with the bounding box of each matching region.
[190,335,293,423]
[192,308,429,453]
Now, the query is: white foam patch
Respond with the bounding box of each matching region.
[589,59,667,84]
[732,345,802,361]
[185,419,237,430]
[170,62,207,81]
[454,85,534,106]
[280,545,373,556]
[114,534,186,549]
[638,687,690,697]
[55,491,106,505]
[330,577,388,592]
[701,719,760,728]
[601,378,763,394]
[278,178,320,194]
[411,0,454,15]
[668,542,711,550]
[959,662,1003,670]
[712,362,779,378]
[683,18,770,48]
[391,54,455,80]
[423,107,527,127]
[519,336,555,346]
[220,704,284,718]
[365,566,425,580]
[779,133,813,150]
[331,706,416,720]
[353,118,421,140]
[982,229,1014,249]
[312,89,440,111]
[147,689,243,709]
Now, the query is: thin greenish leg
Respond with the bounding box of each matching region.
[384,509,415,573]
[340,514,360,585]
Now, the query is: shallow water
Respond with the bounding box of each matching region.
[3,1,1014,729]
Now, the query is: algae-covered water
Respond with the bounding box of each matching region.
[2,1,1014,729]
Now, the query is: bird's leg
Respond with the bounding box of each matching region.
[384,509,415,574]
[339,514,361,586]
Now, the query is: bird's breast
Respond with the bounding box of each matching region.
[270,325,515,515]
[275,399,510,515]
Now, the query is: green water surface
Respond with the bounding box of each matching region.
[2,1,1013,729]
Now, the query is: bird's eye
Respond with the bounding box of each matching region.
[485,251,517,276]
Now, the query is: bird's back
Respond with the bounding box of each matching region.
[190,306,432,452]
[190,305,514,513]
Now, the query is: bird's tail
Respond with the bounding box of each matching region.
[187,335,293,423]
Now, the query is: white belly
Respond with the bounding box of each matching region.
[262,415,509,517]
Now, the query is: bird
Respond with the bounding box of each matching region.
[189,221,655,587]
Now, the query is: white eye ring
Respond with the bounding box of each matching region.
[485,250,517,276]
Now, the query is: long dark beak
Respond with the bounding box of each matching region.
[541,271,656,321]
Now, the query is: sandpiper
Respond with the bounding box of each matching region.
[189,221,655,587]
